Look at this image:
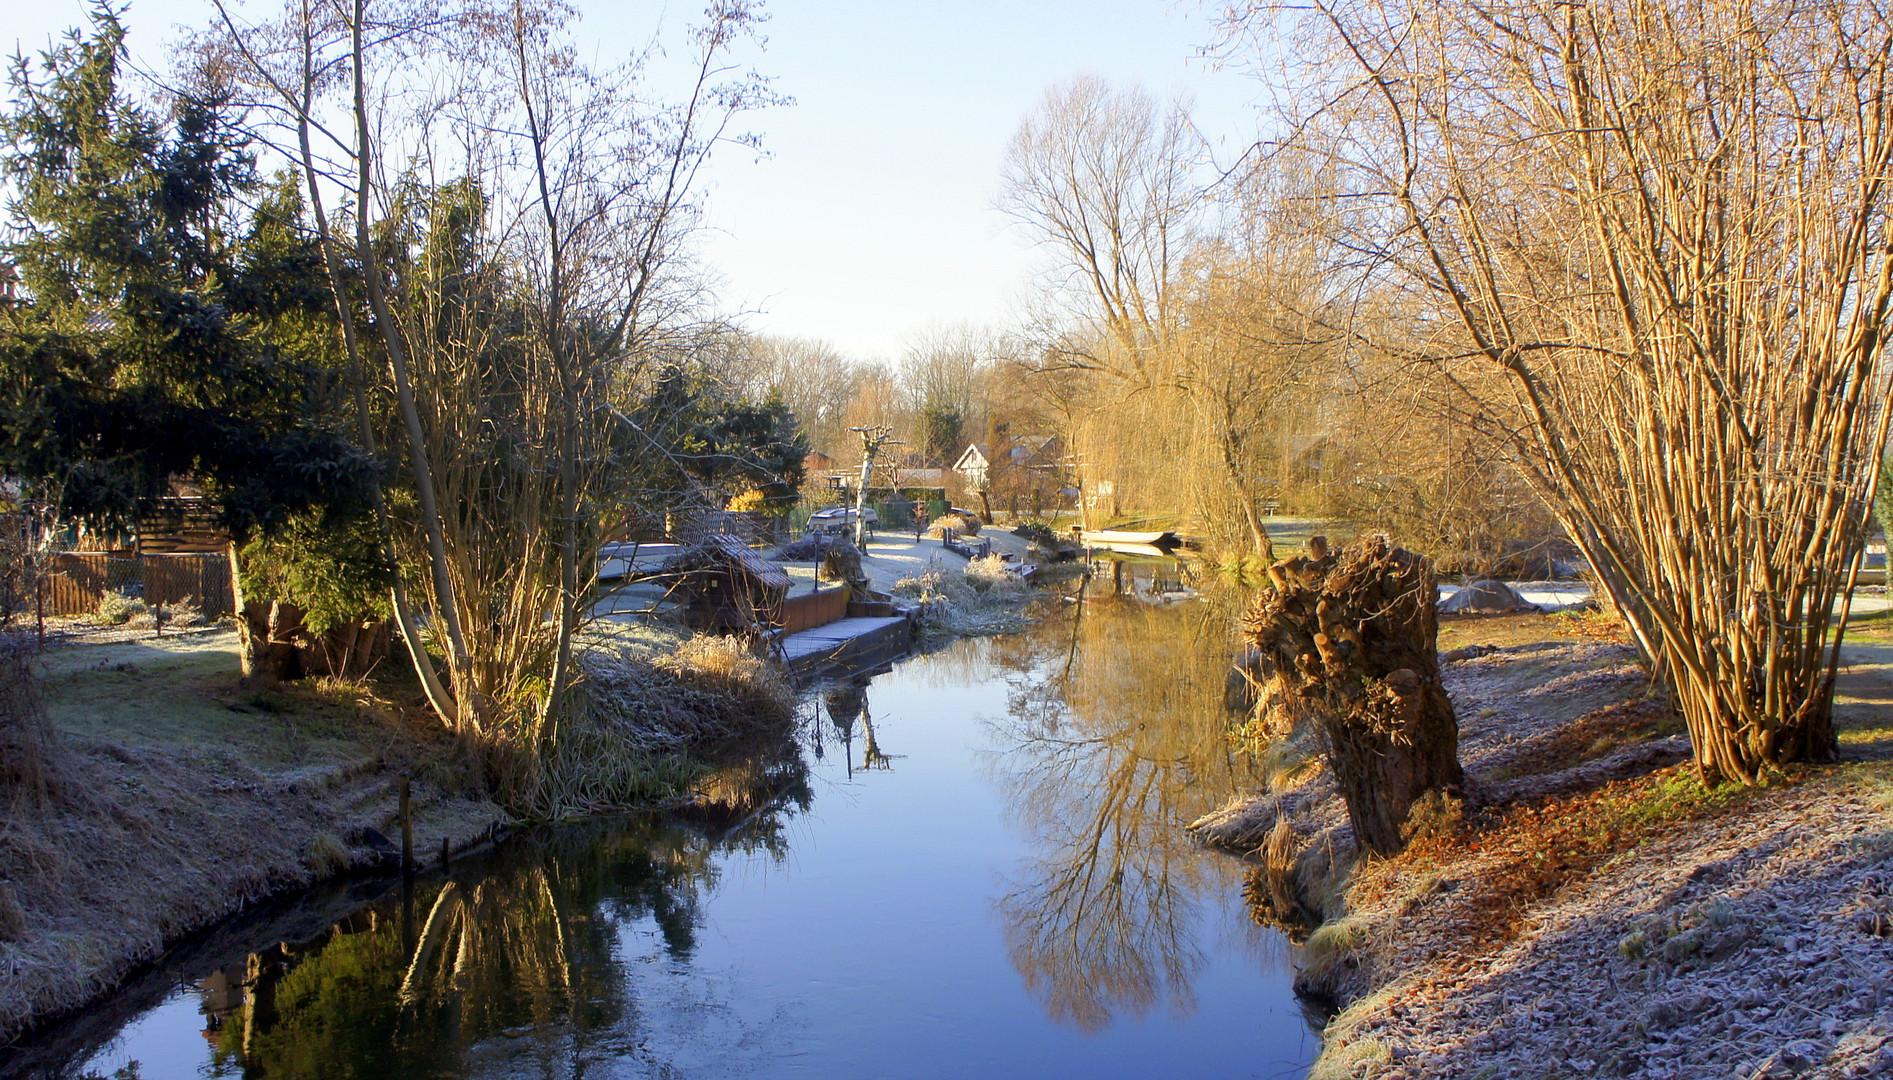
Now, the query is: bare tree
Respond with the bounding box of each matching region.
[192,0,776,764]
[897,322,1001,457]
[731,333,873,457]
[1001,76,1199,381]
[1221,0,1893,782]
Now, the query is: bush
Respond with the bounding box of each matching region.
[776,533,838,562]
[160,596,205,628]
[926,511,982,538]
[96,591,147,626]
[964,554,1025,594]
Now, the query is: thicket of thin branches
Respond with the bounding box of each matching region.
[1218,0,1893,782]
[193,0,780,787]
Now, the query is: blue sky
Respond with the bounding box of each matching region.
[5,1,1267,361]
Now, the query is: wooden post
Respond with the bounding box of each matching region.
[439,836,450,869]
[36,576,45,648]
[399,777,413,872]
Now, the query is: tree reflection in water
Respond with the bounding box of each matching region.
[203,750,810,1079]
[822,678,900,776]
[988,590,1268,1032]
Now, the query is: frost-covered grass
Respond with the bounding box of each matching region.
[892,556,1036,637]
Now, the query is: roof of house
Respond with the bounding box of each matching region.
[893,468,949,486]
[1006,435,1062,465]
[663,534,793,592]
[1285,434,1337,460]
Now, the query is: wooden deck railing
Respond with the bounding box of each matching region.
[774,587,850,634]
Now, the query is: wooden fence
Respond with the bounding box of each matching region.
[34,552,234,618]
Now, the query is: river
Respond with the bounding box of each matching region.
[19,592,1317,1079]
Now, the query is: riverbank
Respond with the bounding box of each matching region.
[771,527,1053,638]
[1194,610,1893,1079]
[0,527,1074,1048]
[0,611,804,1047]
[0,625,513,1044]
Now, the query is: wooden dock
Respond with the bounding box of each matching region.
[778,614,915,682]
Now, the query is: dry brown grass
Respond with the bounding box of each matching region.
[925,511,982,538]
[1486,697,1678,778]
[1436,609,1626,652]
[493,629,798,819]
[0,634,510,1044]
[0,634,58,808]
[657,634,795,721]
[962,554,1027,594]
[1352,766,1760,946]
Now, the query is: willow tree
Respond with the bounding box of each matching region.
[1220,0,1893,782]
[1000,77,1335,556]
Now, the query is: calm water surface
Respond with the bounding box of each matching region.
[34,596,1316,1079]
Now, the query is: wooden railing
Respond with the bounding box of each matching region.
[774,587,850,634]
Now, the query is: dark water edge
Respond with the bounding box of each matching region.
[7,595,1320,1080]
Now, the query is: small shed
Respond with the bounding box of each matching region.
[661,535,794,632]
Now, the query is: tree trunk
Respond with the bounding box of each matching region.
[1242,535,1462,855]
[237,599,307,685]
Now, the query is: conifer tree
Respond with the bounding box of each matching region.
[0,6,372,537]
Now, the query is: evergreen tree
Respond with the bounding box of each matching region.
[627,364,809,517]
[0,7,373,537]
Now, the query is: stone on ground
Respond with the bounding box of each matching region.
[1440,579,1537,614]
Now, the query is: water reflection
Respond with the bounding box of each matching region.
[33,590,1312,1080]
[1082,550,1202,604]
[200,809,801,1080]
[985,590,1269,1032]
[820,679,900,775]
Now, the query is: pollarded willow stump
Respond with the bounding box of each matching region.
[1242,535,1462,856]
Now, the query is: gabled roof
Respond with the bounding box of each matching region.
[893,468,949,486]
[1285,434,1336,461]
[953,444,990,472]
[1006,434,1062,466]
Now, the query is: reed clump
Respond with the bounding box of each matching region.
[963,554,1027,594]
[925,511,982,538]
[493,628,796,820]
[893,558,1034,637]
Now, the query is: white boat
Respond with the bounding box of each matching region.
[1086,542,1175,558]
[1078,529,1178,548]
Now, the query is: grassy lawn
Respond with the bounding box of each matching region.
[38,628,425,776]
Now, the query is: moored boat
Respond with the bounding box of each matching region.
[1076,529,1179,548]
